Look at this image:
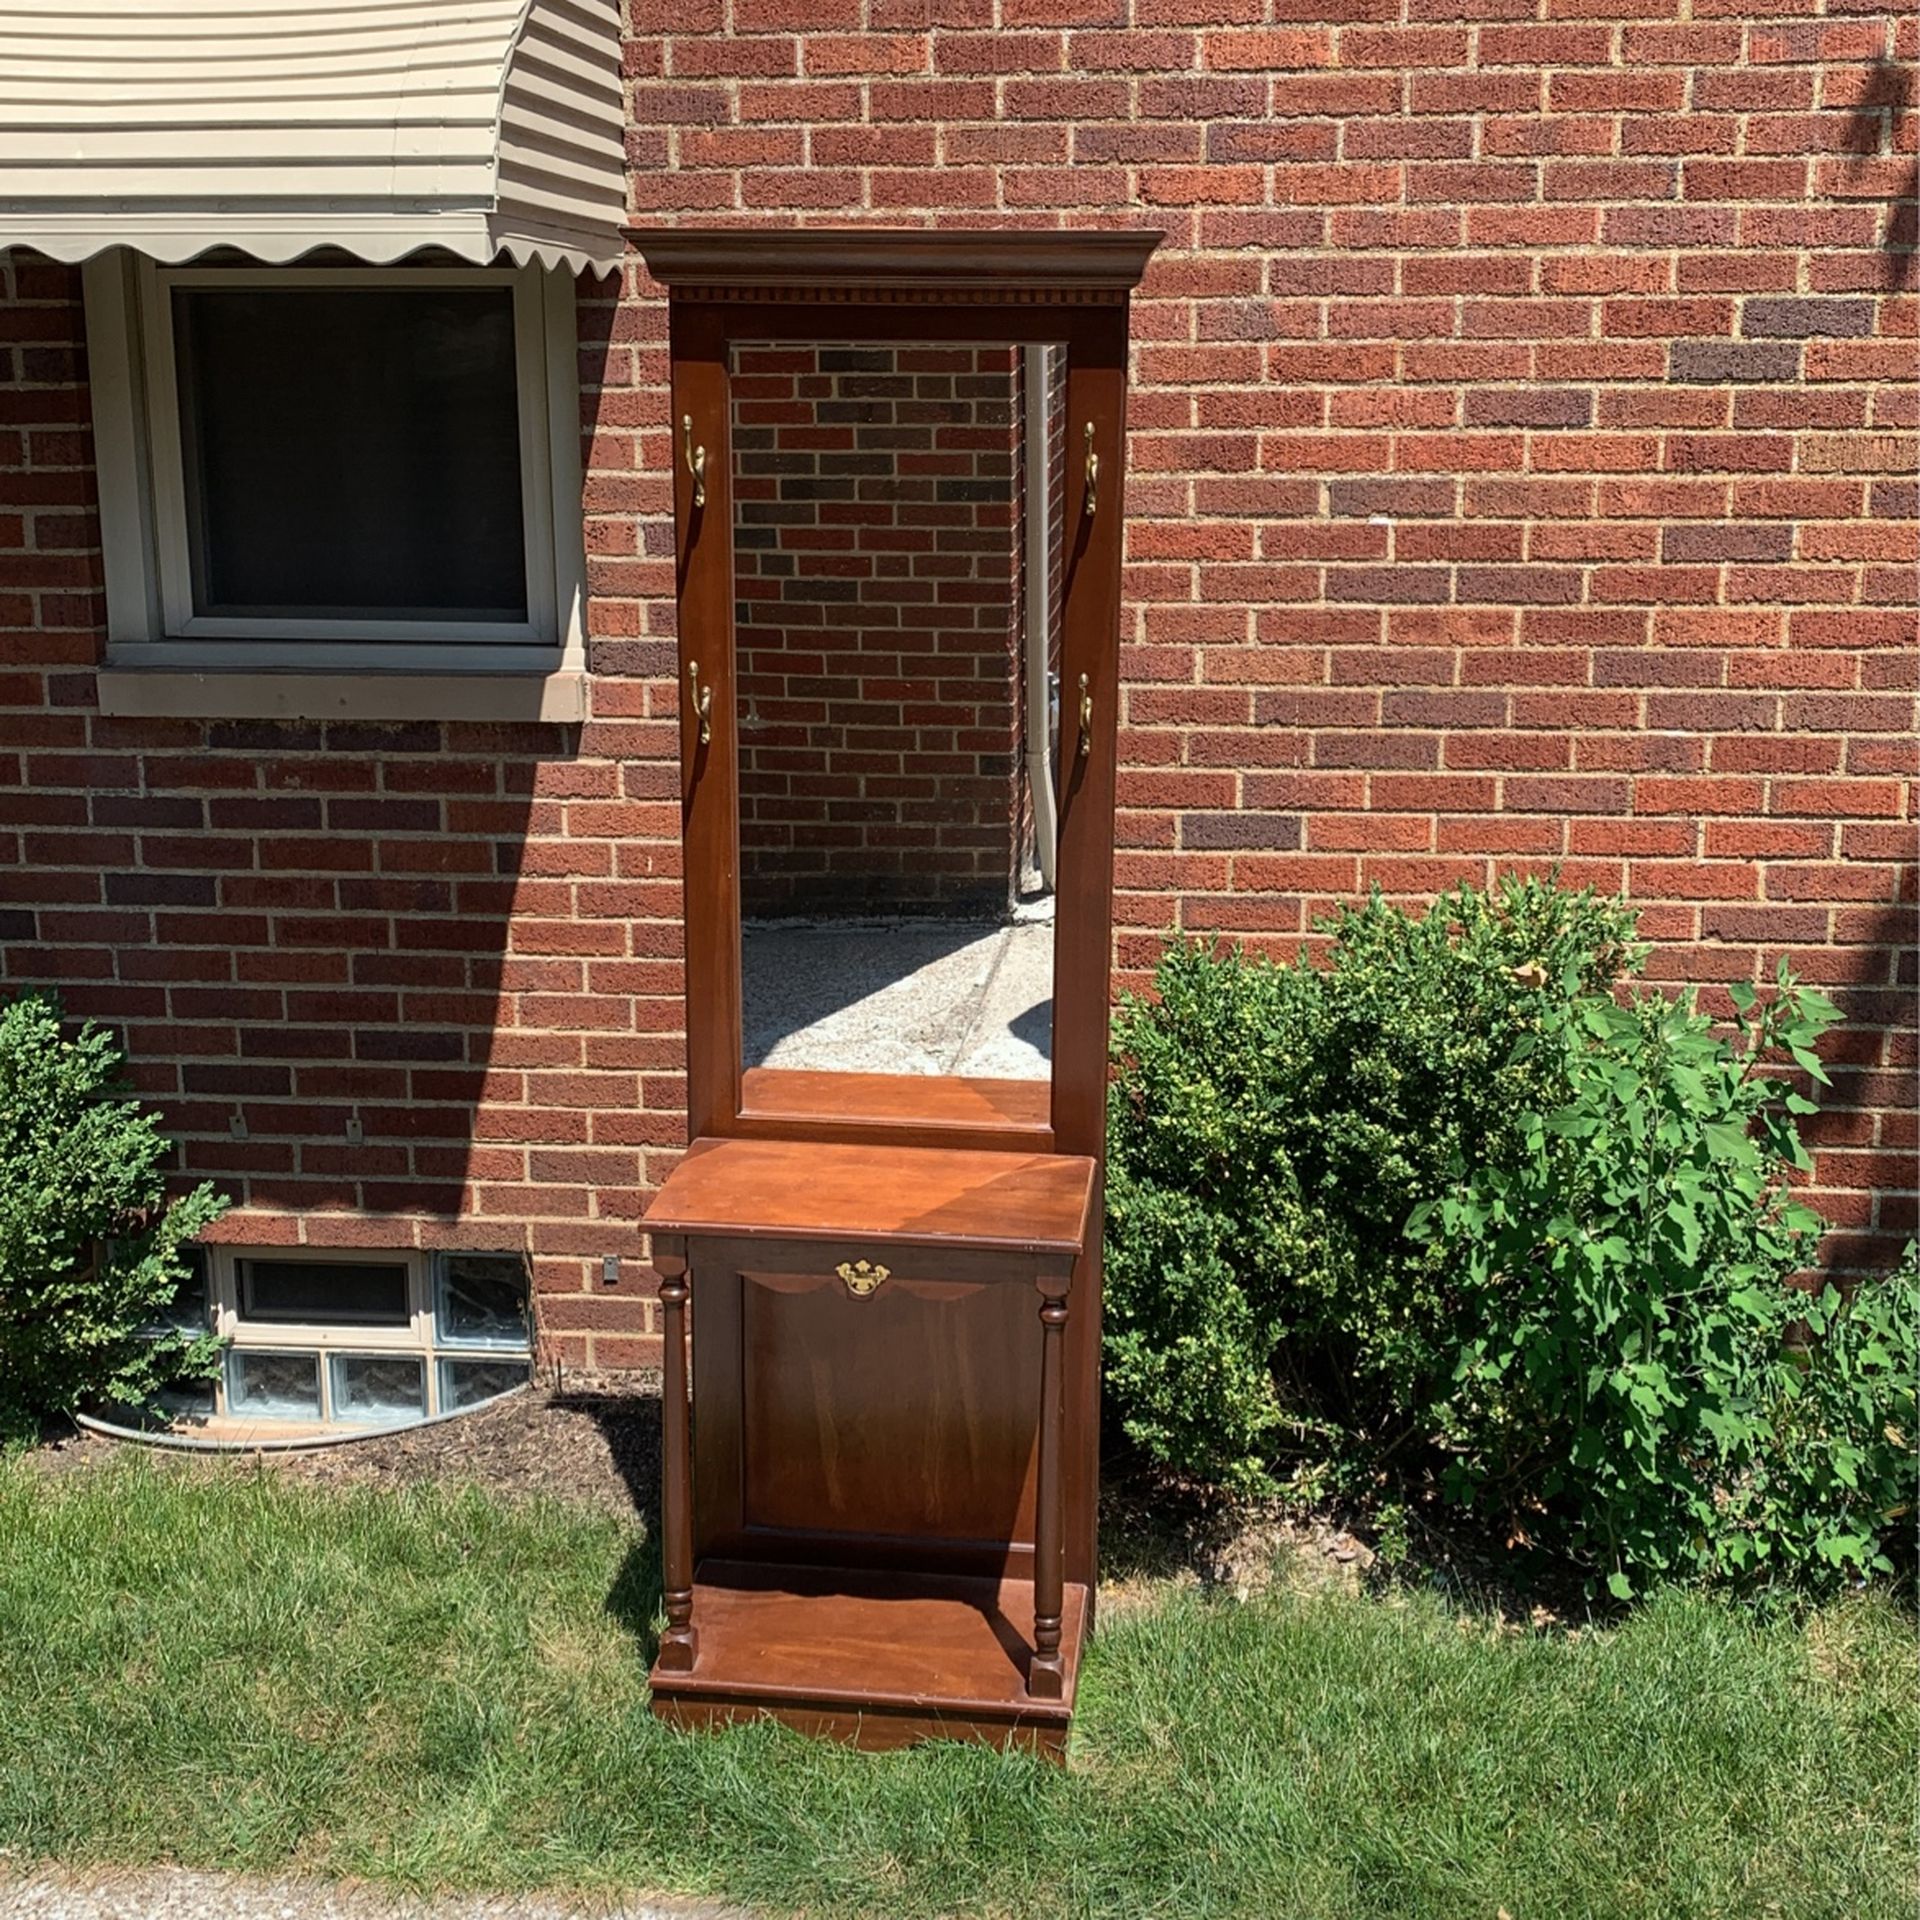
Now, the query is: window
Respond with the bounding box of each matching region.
[238,1257,410,1328]
[172,286,530,630]
[143,1248,534,1431]
[330,1354,428,1426]
[436,1253,533,1350]
[82,253,587,697]
[228,1349,323,1421]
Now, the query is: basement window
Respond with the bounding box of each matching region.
[142,1248,534,1435]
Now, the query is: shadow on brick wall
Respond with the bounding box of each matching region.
[1795,880,1918,1274]
[1843,55,1917,287]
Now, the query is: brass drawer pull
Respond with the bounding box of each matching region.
[836,1259,889,1298]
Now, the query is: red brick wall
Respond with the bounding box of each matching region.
[0,0,1915,1378]
[732,342,1025,920]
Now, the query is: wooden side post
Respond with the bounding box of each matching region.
[1028,1274,1069,1701]
[655,1241,697,1673]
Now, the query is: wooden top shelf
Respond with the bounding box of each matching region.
[644,1137,1096,1258]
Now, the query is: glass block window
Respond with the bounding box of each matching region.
[157,1378,217,1421]
[436,1253,532,1349]
[228,1350,322,1420]
[330,1354,428,1425]
[440,1357,535,1413]
[146,1244,211,1337]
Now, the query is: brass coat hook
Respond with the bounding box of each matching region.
[681,413,707,510]
[1082,421,1098,522]
[1076,672,1092,759]
[687,659,713,746]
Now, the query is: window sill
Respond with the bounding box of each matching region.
[95,668,589,723]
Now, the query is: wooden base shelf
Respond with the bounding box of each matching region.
[650,1560,1088,1757]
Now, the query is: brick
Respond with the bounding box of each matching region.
[1743,298,1880,340]
[1670,341,1804,384]
[1464,388,1594,428]
[1180,812,1303,851]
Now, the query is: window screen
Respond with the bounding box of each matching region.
[171,286,528,624]
[238,1258,410,1327]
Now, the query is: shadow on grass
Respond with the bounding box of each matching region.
[606,1534,665,1664]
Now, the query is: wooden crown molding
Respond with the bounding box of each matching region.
[624,227,1163,303]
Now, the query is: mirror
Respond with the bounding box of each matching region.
[731,340,1066,1102]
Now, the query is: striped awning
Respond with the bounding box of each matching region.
[0,0,626,276]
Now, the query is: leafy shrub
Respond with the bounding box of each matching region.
[1726,1241,1917,1597]
[1411,964,1913,1598]
[0,992,225,1443]
[1105,878,1918,1601]
[1105,876,1638,1496]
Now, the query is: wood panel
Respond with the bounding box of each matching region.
[672,301,743,1143]
[739,1067,1052,1143]
[740,1271,1037,1546]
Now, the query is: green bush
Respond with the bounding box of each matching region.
[1104,878,1918,1601]
[0,992,225,1443]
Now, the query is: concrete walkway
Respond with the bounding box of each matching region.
[741,912,1053,1080]
[0,1868,745,1920]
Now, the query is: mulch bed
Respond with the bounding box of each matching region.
[29,1371,665,1525]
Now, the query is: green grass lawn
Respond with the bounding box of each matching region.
[0,1460,1912,1920]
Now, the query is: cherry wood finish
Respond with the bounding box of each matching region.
[739,1067,1053,1150]
[650,1564,1090,1757]
[631,228,1158,1757]
[644,1136,1094,1255]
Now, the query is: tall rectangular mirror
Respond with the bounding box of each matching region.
[730,339,1067,1112]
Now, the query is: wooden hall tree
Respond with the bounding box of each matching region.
[629,228,1160,1757]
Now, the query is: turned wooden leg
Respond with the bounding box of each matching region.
[1029,1282,1068,1702]
[656,1251,698,1673]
